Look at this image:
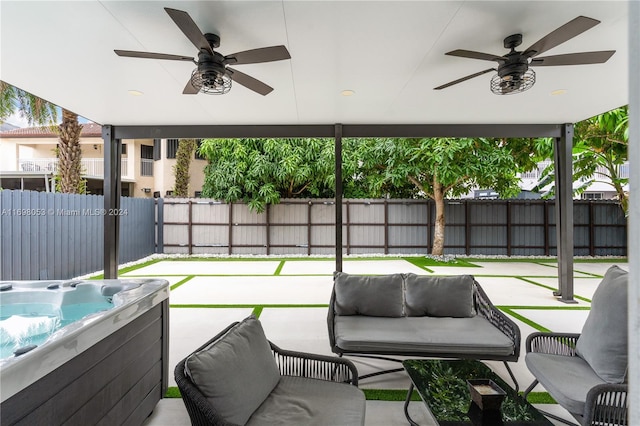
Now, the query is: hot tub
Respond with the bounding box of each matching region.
[0,279,169,425]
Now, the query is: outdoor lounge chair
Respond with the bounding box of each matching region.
[524,265,629,426]
[175,315,365,426]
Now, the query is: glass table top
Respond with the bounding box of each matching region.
[403,359,553,426]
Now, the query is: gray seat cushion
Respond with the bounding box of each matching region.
[184,316,281,425]
[526,352,606,415]
[334,316,515,356]
[575,265,628,383]
[333,272,404,317]
[404,274,475,317]
[246,375,366,426]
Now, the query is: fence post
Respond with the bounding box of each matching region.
[228,202,233,255]
[307,201,312,256]
[156,198,164,253]
[266,204,270,255]
[384,199,389,254]
[589,201,595,256]
[188,200,193,255]
[465,200,471,255]
[345,200,350,255]
[544,200,550,256]
[426,200,432,254]
[506,201,512,256]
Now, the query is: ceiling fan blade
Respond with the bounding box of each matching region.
[530,50,615,66]
[183,77,201,95]
[114,50,194,62]
[434,68,496,90]
[227,67,273,95]
[445,50,504,62]
[523,16,600,58]
[164,8,213,55]
[225,45,291,65]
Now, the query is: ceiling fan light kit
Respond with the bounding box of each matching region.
[435,15,615,95]
[114,8,291,96]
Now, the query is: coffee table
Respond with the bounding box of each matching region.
[402,359,553,426]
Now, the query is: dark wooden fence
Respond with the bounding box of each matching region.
[159,198,627,257]
[1,190,156,280]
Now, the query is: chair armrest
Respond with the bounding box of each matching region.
[269,341,359,386]
[583,383,628,426]
[526,332,581,356]
[473,280,521,359]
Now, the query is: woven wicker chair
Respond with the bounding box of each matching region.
[524,266,629,426]
[175,319,365,426]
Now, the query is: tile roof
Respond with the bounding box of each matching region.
[0,122,102,138]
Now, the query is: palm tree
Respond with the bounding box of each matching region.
[1,81,85,194]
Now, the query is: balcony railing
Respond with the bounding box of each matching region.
[18,158,131,178]
[519,161,629,180]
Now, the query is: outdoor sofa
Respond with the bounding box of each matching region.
[327,272,521,385]
[175,315,366,426]
[524,265,629,425]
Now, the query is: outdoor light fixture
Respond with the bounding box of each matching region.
[190,69,232,95]
[490,69,535,95]
[341,89,355,96]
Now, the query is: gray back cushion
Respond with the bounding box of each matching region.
[184,315,281,425]
[334,272,404,317]
[576,265,628,383]
[405,274,475,317]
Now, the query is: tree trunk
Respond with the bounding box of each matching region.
[432,177,446,256]
[58,109,83,193]
[174,139,196,197]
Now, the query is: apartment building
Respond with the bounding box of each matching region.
[0,124,207,197]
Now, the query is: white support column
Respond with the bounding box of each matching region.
[628,1,639,423]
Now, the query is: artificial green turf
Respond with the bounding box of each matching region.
[165,387,181,398]
[403,256,478,270]
[164,387,556,404]
[252,306,264,317]
[516,277,592,303]
[274,261,285,275]
[170,275,195,291]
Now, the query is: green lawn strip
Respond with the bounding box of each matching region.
[274,261,285,276]
[165,386,555,403]
[165,387,181,398]
[252,306,264,317]
[170,304,330,309]
[90,258,164,279]
[498,307,551,333]
[170,276,195,291]
[362,388,420,401]
[524,391,557,404]
[403,257,478,270]
[516,277,592,303]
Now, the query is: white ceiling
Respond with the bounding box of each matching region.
[0,1,630,127]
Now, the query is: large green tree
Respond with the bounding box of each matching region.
[533,106,629,214]
[350,137,535,255]
[1,81,85,194]
[199,138,337,212]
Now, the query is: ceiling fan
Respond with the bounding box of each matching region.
[434,16,615,95]
[115,8,291,96]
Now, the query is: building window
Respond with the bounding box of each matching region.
[121,143,127,155]
[166,139,179,159]
[153,139,161,161]
[141,145,154,176]
[195,139,206,160]
[582,192,604,200]
[194,191,202,197]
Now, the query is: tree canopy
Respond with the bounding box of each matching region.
[199,137,337,212]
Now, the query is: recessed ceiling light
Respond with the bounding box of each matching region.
[341,90,355,97]
[128,90,144,96]
[551,89,567,96]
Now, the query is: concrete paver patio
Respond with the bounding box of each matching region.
[134,257,627,426]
